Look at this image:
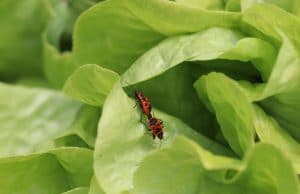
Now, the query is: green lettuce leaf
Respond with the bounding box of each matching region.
[55,105,101,148]
[198,71,300,172]
[242,4,300,47]
[253,32,300,142]
[43,0,99,89]
[174,0,224,10]
[46,2,119,92]
[63,64,119,106]
[241,0,300,14]
[74,0,240,74]
[253,105,300,172]
[0,82,81,157]
[88,176,105,194]
[15,77,50,88]
[43,40,77,89]
[194,73,255,156]
[196,71,300,171]
[61,188,89,194]
[0,147,93,194]
[0,0,50,79]
[263,32,300,97]
[121,28,244,85]
[121,28,275,85]
[225,0,241,11]
[133,136,299,194]
[260,34,300,141]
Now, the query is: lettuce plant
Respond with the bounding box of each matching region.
[0,0,299,194]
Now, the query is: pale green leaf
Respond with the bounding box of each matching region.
[63,64,119,106]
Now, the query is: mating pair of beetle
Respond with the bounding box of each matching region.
[134,91,164,140]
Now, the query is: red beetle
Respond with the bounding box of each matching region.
[134,91,152,118]
[148,116,164,140]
